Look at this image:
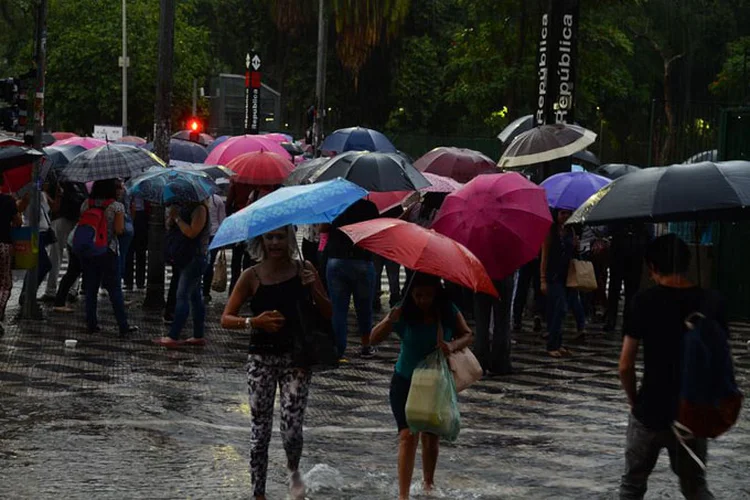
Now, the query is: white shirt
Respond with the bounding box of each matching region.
[208,194,226,236]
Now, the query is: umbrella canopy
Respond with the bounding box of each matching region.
[568,161,750,225]
[261,132,293,143]
[281,141,305,156]
[117,135,147,145]
[59,143,165,182]
[53,137,107,150]
[207,135,230,153]
[210,178,368,249]
[311,151,430,192]
[226,151,294,185]
[205,134,291,165]
[169,160,235,181]
[320,127,397,154]
[685,150,718,164]
[284,157,331,186]
[52,132,78,141]
[573,149,600,167]
[367,191,412,214]
[0,146,44,172]
[498,124,597,169]
[126,168,218,204]
[0,135,25,147]
[41,132,56,146]
[421,172,463,193]
[540,171,611,211]
[340,219,498,297]
[144,138,208,163]
[595,163,641,180]
[172,130,214,146]
[497,114,534,145]
[43,144,86,170]
[432,173,553,280]
[414,147,497,183]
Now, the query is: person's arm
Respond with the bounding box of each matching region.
[221,268,284,331]
[619,335,639,409]
[16,193,30,213]
[539,234,550,294]
[371,307,401,345]
[175,205,208,239]
[301,260,332,319]
[443,311,474,354]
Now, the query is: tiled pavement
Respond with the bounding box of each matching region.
[0,268,749,499]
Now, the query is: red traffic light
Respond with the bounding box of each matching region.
[188,118,202,132]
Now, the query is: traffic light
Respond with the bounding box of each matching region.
[187,117,202,142]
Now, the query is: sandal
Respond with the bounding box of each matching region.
[152,337,182,349]
[559,347,573,356]
[547,350,563,358]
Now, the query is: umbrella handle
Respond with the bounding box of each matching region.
[401,270,417,303]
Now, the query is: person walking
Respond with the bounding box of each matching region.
[154,200,209,347]
[202,193,226,303]
[373,205,404,312]
[124,195,148,291]
[605,223,650,333]
[540,208,586,357]
[618,234,717,499]
[44,180,85,302]
[226,181,254,294]
[80,179,138,336]
[0,181,22,335]
[370,273,473,500]
[473,274,514,375]
[512,257,545,333]
[51,228,82,313]
[325,198,380,360]
[221,225,331,500]
[19,180,57,312]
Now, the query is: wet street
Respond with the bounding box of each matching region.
[0,271,749,499]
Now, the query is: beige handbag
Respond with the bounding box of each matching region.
[566,259,597,292]
[439,320,482,392]
[211,250,228,293]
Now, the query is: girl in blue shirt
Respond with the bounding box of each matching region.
[371,273,473,500]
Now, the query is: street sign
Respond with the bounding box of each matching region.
[93,125,123,141]
[244,52,261,134]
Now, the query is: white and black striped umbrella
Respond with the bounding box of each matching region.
[498,124,597,169]
[59,143,165,182]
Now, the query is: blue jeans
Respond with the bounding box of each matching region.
[168,255,207,340]
[546,282,585,351]
[326,258,375,357]
[84,251,129,332]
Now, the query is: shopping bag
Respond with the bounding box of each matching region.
[405,350,461,441]
[566,259,597,292]
[211,250,227,292]
[448,347,483,392]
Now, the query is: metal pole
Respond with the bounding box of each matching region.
[192,78,197,116]
[121,0,128,135]
[647,98,656,168]
[313,0,327,155]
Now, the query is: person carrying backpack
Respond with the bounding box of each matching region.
[618,234,739,499]
[75,179,138,336]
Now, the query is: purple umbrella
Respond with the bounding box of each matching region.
[540,171,611,211]
[421,172,463,193]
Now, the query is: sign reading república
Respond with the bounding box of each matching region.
[535,0,579,126]
[244,52,261,135]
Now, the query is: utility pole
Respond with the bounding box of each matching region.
[120,0,128,135]
[21,0,47,320]
[144,0,175,309]
[313,0,327,155]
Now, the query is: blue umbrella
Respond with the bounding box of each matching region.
[126,168,218,204]
[207,135,230,154]
[144,138,208,163]
[320,127,397,154]
[541,171,611,211]
[210,178,368,249]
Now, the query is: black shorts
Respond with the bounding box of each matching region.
[389,372,411,432]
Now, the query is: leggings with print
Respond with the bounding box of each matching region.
[0,243,12,321]
[246,353,311,497]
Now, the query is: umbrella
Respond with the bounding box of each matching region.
[144,138,208,163]
[368,191,412,214]
[169,160,235,181]
[117,135,147,145]
[432,173,553,280]
[226,151,294,185]
[0,146,44,172]
[311,151,430,192]
[59,143,165,182]
[414,147,497,183]
[0,135,25,147]
[43,144,86,172]
[320,126,397,154]
[595,163,641,180]
[53,137,107,150]
[685,150,718,164]
[207,135,230,153]
[498,124,597,169]
[205,134,292,165]
[284,157,331,186]
[262,132,293,143]
[540,171,611,211]
[421,172,463,193]
[497,115,534,145]
[281,141,304,156]
[339,218,498,297]
[568,161,750,225]
[52,132,78,141]
[210,178,368,250]
[572,149,600,167]
[172,130,214,146]
[126,168,218,204]
[41,132,56,146]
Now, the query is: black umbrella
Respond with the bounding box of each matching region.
[41,132,56,146]
[0,146,44,172]
[595,163,641,180]
[568,161,750,225]
[144,138,208,163]
[573,149,600,167]
[311,151,430,192]
[497,115,534,145]
[281,141,304,157]
[284,157,331,186]
[498,124,597,169]
[43,144,87,170]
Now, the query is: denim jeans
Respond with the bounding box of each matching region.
[326,258,375,357]
[84,251,129,332]
[620,415,714,499]
[168,255,207,340]
[474,276,514,374]
[546,282,585,351]
[118,225,134,280]
[202,238,219,296]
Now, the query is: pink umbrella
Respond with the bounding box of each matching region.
[414,147,497,183]
[421,172,463,193]
[52,132,79,141]
[118,135,147,145]
[261,132,292,143]
[368,191,412,214]
[205,135,292,165]
[54,137,107,149]
[431,172,552,281]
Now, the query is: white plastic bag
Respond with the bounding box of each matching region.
[405,350,461,441]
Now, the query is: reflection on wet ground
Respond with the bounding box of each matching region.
[0,285,748,499]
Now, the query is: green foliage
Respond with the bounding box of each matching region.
[711,37,750,102]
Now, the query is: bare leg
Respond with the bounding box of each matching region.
[421,433,440,492]
[398,429,420,500]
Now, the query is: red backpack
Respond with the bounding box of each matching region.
[72,199,114,257]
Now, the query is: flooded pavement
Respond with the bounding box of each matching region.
[0,274,749,499]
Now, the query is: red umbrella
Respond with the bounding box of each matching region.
[367,191,412,214]
[226,151,294,185]
[52,132,78,141]
[431,172,552,281]
[205,135,292,165]
[0,135,24,147]
[421,172,463,193]
[414,147,497,183]
[339,218,498,297]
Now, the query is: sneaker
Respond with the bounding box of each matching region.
[289,470,306,500]
[360,345,377,358]
[53,306,74,313]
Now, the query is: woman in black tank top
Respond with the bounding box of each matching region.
[221,225,330,500]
